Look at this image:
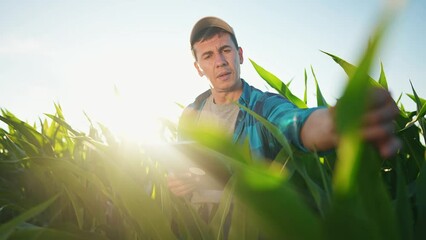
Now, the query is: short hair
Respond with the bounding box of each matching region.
[191,27,239,60]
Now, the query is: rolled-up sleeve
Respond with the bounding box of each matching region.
[261,94,325,152]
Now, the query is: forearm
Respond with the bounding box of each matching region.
[300,108,338,152]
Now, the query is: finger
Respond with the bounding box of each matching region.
[376,137,402,159]
[167,175,198,196]
[363,102,399,126]
[362,122,395,142]
[367,88,392,109]
[167,173,192,184]
[169,183,197,196]
[167,177,192,188]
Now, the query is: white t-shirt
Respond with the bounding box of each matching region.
[198,94,240,136]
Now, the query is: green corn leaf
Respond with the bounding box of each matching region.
[180,107,320,239]
[210,178,237,239]
[415,163,426,239]
[98,157,176,239]
[409,81,426,144]
[175,102,186,109]
[409,81,424,111]
[408,81,424,117]
[286,79,293,88]
[326,145,399,240]
[235,164,322,240]
[63,184,86,230]
[179,123,252,165]
[395,160,414,240]
[13,138,39,157]
[327,11,400,240]
[98,123,119,147]
[357,147,399,240]
[406,93,426,107]
[332,13,390,194]
[249,59,307,108]
[0,134,27,160]
[169,197,211,240]
[396,93,403,106]
[0,114,43,150]
[227,198,260,240]
[280,151,331,218]
[304,69,308,105]
[30,156,113,197]
[236,103,293,159]
[295,163,327,217]
[399,102,426,132]
[332,132,364,196]
[395,114,425,176]
[0,194,59,240]
[312,152,332,207]
[321,50,382,88]
[75,136,110,153]
[311,66,329,107]
[45,114,81,137]
[10,224,108,240]
[53,103,66,120]
[378,62,389,90]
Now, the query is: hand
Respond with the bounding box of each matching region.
[167,172,200,197]
[362,88,401,158]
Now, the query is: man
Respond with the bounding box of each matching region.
[168,16,400,197]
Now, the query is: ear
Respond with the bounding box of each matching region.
[238,47,244,64]
[194,61,204,77]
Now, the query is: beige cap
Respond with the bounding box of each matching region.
[190,16,235,47]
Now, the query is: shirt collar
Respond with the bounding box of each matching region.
[193,78,250,109]
[238,78,251,106]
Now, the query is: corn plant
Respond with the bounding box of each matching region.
[1,7,425,240]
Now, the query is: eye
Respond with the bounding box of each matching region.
[203,53,212,60]
[223,48,231,53]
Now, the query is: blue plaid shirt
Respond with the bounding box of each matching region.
[180,79,321,160]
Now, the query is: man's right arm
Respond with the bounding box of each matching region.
[300,88,400,158]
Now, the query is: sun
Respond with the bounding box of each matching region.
[79,86,183,145]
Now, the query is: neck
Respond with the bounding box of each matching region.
[211,81,243,104]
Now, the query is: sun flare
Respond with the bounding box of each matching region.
[79,87,182,145]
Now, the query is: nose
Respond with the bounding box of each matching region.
[214,53,227,67]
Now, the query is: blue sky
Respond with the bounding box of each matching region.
[0,0,424,142]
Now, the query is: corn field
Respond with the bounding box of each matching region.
[1,10,425,240]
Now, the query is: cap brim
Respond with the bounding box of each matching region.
[190,16,234,46]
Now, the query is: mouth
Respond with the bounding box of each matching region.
[217,72,231,79]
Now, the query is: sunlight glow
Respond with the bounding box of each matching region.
[55,47,193,145]
[86,90,181,144]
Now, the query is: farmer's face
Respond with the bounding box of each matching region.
[193,33,243,92]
